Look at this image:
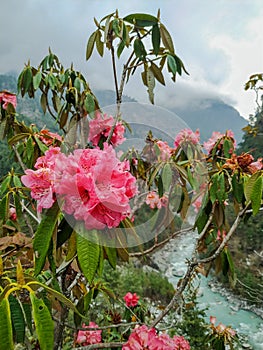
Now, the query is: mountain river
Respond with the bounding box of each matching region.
[152,229,263,349]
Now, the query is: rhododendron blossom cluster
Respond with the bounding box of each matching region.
[203,130,236,154]
[174,128,200,149]
[37,129,63,146]
[76,322,102,346]
[210,316,236,341]
[156,140,173,161]
[122,325,190,350]
[146,191,168,209]
[123,292,140,307]
[88,112,125,147]
[223,152,263,174]
[0,91,17,109]
[21,144,137,229]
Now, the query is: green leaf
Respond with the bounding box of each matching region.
[123,13,158,27]
[232,173,244,203]
[34,135,48,153]
[0,175,11,195]
[73,77,82,92]
[26,136,34,161]
[22,67,33,96]
[13,192,22,218]
[117,39,125,58]
[86,31,97,61]
[8,133,29,146]
[27,280,84,317]
[152,24,160,55]
[167,54,177,75]
[112,18,121,37]
[76,229,100,284]
[0,193,9,222]
[0,298,13,350]
[9,295,25,343]
[162,163,173,193]
[103,246,117,269]
[244,172,261,203]
[33,202,60,276]
[30,293,54,350]
[146,65,155,104]
[223,138,233,159]
[217,172,225,202]
[134,38,147,61]
[40,93,47,114]
[84,93,95,115]
[150,62,165,85]
[22,303,33,334]
[251,176,262,215]
[95,30,104,57]
[33,71,42,90]
[0,118,7,140]
[59,106,69,129]
[160,23,175,53]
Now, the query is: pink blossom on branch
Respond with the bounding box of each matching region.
[88,112,125,147]
[203,130,236,154]
[22,144,137,229]
[146,191,167,209]
[122,325,190,350]
[174,128,200,149]
[0,91,17,109]
[156,140,173,161]
[76,322,102,346]
[123,292,140,307]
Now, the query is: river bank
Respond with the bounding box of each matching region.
[149,230,263,349]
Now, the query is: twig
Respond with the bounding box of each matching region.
[129,226,193,257]
[11,145,27,171]
[197,203,215,242]
[198,205,248,265]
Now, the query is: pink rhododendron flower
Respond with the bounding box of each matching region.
[9,207,17,221]
[217,229,227,242]
[203,130,236,153]
[21,168,55,212]
[88,112,125,147]
[174,128,200,149]
[146,191,167,209]
[248,158,263,173]
[37,129,62,146]
[123,325,191,350]
[22,144,137,227]
[0,91,17,109]
[76,322,102,346]
[210,316,216,325]
[209,316,236,340]
[21,147,65,212]
[122,325,158,350]
[192,194,203,213]
[156,140,173,161]
[173,335,191,350]
[123,292,140,307]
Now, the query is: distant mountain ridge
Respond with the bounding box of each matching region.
[0,74,247,144]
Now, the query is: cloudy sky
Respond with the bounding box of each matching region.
[0,0,262,119]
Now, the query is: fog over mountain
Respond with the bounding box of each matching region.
[0,74,247,145]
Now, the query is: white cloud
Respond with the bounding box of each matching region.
[0,0,262,118]
[210,14,263,118]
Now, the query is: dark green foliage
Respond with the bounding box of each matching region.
[169,286,208,350]
[102,261,175,304]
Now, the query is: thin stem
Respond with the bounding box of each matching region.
[129,226,193,257]
[198,205,248,265]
